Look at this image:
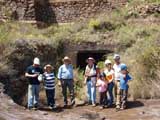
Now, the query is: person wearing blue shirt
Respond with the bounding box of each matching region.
[117,64,132,110]
[58,56,75,107]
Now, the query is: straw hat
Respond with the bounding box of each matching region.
[44,64,53,70]
[62,56,71,62]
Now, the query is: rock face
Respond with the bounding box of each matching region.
[0,0,127,23]
[0,39,64,105]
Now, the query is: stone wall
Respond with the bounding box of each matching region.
[63,41,116,66]
[0,0,127,23]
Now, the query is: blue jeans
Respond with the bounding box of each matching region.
[87,80,96,104]
[107,82,114,106]
[28,85,39,108]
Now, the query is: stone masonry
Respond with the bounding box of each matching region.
[0,0,127,23]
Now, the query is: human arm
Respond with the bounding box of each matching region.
[25,67,38,78]
[57,66,63,86]
[96,80,101,87]
[25,73,38,78]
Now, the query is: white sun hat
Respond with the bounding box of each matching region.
[33,57,40,65]
[105,59,112,65]
[86,57,95,63]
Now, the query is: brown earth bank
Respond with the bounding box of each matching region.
[0,85,160,120]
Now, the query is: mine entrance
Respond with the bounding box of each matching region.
[77,50,111,69]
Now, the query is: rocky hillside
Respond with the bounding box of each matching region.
[0,0,159,107]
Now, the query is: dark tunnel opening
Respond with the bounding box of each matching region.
[77,50,112,69]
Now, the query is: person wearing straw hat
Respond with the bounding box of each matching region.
[43,64,56,110]
[103,59,115,107]
[84,57,100,107]
[25,57,43,110]
[57,56,75,107]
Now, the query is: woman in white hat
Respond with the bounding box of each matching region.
[84,57,100,107]
[103,59,115,107]
[57,56,75,107]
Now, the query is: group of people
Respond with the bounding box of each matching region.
[25,54,132,111]
[84,54,132,111]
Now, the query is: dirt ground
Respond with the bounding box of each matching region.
[0,91,160,120]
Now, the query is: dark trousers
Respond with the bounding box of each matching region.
[46,89,55,107]
[107,82,114,105]
[61,79,75,104]
[99,91,107,106]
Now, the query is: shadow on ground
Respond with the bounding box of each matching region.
[127,101,144,109]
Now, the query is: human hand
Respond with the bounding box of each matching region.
[32,74,38,78]
[84,78,87,85]
[58,81,62,87]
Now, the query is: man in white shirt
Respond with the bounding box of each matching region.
[113,54,122,110]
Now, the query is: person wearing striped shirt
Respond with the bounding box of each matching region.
[43,64,56,109]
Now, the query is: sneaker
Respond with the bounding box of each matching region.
[71,100,75,106]
[34,104,39,109]
[86,100,92,105]
[99,106,104,109]
[116,105,120,112]
[121,101,126,109]
[52,105,57,109]
[32,107,38,110]
[28,106,33,110]
[92,103,96,107]
[63,103,68,108]
[120,107,124,110]
[48,106,53,110]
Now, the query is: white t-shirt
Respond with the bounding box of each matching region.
[113,63,122,80]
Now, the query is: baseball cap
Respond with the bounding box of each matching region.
[113,54,120,60]
[121,64,127,71]
[33,57,40,65]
